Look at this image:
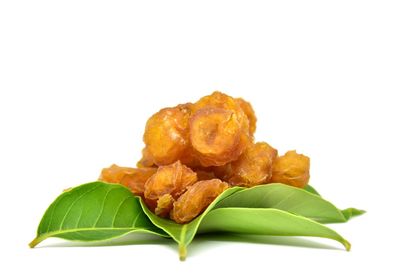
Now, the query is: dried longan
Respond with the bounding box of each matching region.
[212,163,233,181]
[99,164,156,195]
[193,91,241,113]
[191,92,252,167]
[170,179,229,224]
[144,160,197,200]
[194,92,252,134]
[227,142,277,186]
[155,194,174,217]
[270,150,310,188]
[190,107,250,167]
[143,104,192,166]
[235,97,257,136]
[137,147,155,168]
[103,91,314,224]
[195,169,216,181]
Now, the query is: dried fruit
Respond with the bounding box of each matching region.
[190,92,252,167]
[101,92,311,223]
[170,179,229,224]
[190,108,250,166]
[271,150,310,188]
[99,164,156,195]
[235,97,257,136]
[144,160,197,200]
[137,147,155,168]
[193,91,241,112]
[228,142,277,186]
[194,170,216,181]
[155,194,174,217]
[143,104,192,166]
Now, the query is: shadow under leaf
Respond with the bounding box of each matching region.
[34,231,343,258]
[187,233,343,257]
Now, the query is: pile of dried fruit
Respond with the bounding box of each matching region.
[30,91,364,260]
[100,91,310,223]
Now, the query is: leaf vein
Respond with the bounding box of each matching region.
[75,209,84,228]
[92,187,120,228]
[272,191,296,208]
[112,196,132,227]
[59,184,102,230]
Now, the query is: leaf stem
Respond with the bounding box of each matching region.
[178,224,188,260]
[179,244,187,261]
[29,237,43,248]
[344,240,351,251]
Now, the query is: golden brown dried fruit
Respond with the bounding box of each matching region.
[228,142,277,186]
[190,107,250,167]
[190,92,252,167]
[211,164,233,181]
[270,150,310,188]
[170,179,229,224]
[235,97,257,136]
[155,194,174,217]
[99,164,156,195]
[103,91,313,224]
[195,170,216,181]
[193,91,240,112]
[143,104,192,166]
[136,147,155,168]
[144,160,197,200]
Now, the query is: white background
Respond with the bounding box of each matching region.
[1,1,399,277]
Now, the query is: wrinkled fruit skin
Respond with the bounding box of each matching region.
[140,91,252,168]
[271,150,310,188]
[136,147,155,168]
[143,104,193,166]
[195,170,216,181]
[227,142,277,186]
[190,107,249,167]
[190,92,252,167]
[170,179,229,224]
[144,160,197,200]
[155,194,174,217]
[99,164,156,195]
[235,97,257,136]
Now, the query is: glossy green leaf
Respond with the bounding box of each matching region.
[198,207,351,250]
[215,183,365,223]
[139,186,244,260]
[29,182,167,248]
[30,181,363,260]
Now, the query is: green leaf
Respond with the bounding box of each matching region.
[29,181,167,248]
[341,207,366,219]
[140,184,357,259]
[30,181,363,260]
[139,186,244,260]
[198,207,351,251]
[304,184,321,196]
[214,183,364,223]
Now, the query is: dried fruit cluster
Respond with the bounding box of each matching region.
[100,92,310,223]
